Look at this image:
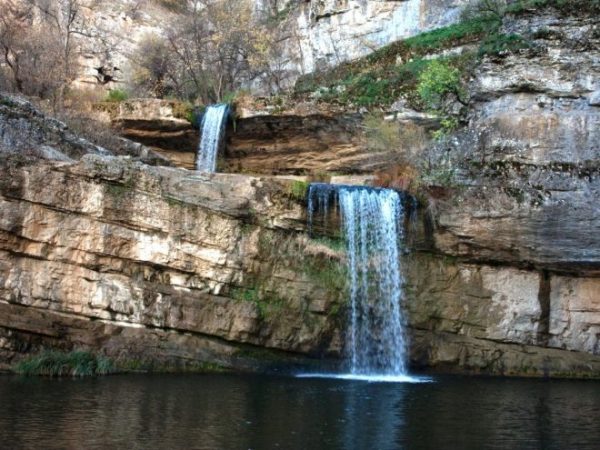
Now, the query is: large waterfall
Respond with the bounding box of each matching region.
[196,104,229,172]
[307,183,411,380]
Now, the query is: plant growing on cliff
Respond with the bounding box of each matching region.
[0,0,107,109]
[478,33,531,57]
[287,180,310,202]
[461,0,510,20]
[104,89,129,103]
[14,350,115,377]
[417,60,465,110]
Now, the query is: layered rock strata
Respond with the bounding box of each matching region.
[0,156,346,372]
[403,10,600,376]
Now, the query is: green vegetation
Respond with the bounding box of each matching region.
[403,16,500,53]
[417,60,464,109]
[172,101,202,125]
[311,236,346,253]
[104,88,129,103]
[14,351,114,377]
[506,0,600,15]
[293,0,598,111]
[287,180,310,201]
[0,96,16,107]
[294,15,500,107]
[231,286,285,319]
[431,116,460,141]
[478,33,531,57]
[303,257,347,293]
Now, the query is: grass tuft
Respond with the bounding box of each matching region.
[104,89,129,103]
[14,351,115,377]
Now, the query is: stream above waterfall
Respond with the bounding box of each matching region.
[2,373,599,450]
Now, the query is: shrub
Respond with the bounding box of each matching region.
[417,60,463,109]
[461,0,510,21]
[14,350,115,377]
[104,89,129,103]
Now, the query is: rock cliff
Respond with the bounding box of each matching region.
[1,4,599,378]
[404,8,600,376]
[272,0,470,84]
[0,153,347,372]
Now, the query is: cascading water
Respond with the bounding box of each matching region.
[306,183,413,380]
[196,104,229,172]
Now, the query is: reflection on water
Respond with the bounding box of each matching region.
[1,374,599,449]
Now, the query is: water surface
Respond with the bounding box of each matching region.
[1,373,599,449]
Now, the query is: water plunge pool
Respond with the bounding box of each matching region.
[2,373,599,449]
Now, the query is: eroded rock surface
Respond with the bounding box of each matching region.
[433,11,600,271]
[402,10,600,376]
[0,156,346,371]
[404,254,600,377]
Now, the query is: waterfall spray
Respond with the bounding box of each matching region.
[308,183,409,376]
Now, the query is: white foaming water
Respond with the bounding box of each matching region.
[196,104,229,172]
[296,373,432,384]
[303,184,415,383]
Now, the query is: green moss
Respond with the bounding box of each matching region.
[287,180,310,201]
[14,351,115,377]
[303,257,347,293]
[230,286,285,319]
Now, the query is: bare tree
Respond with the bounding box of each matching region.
[132,0,276,103]
[0,0,98,108]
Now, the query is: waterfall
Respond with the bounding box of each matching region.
[308,183,408,376]
[196,104,229,172]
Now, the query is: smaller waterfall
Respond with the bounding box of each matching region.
[196,104,229,173]
[307,183,410,377]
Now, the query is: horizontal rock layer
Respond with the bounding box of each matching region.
[433,11,600,272]
[405,254,600,377]
[0,156,346,371]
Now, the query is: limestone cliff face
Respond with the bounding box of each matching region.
[403,9,600,376]
[53,0,469,94]
[267,0,469,86]
[434,11,600,270]
[2,7,599,379]
[0,155,346,372]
